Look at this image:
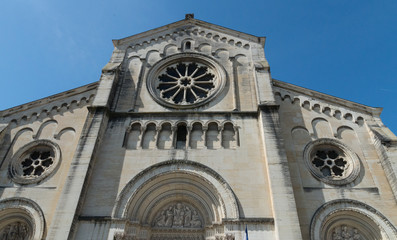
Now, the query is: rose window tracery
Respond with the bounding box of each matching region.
[20,148,54,177]
[303,139,360,185]
[147,53,226,109]
[9,140,61,184]
[157,62,215,105]
[312,149,347,177]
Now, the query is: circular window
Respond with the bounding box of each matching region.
[9,140,61,185]
[303,139,360,185]
[147,53,226,109]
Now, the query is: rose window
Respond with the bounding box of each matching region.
[20,148,54,177]
[157,62,215,104]
[303,139,360,185]
[147,53,226,109]
[312,149,347,177]
[9,140,61,185]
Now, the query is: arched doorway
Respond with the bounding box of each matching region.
[112,160,240,240]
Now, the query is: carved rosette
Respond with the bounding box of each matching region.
[153,202,202,229]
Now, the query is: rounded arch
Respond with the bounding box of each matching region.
[310,199,397,240]
[143,121,158,129]
[0,197,46,240]
[189,120,205,128]
[112,160,240,224]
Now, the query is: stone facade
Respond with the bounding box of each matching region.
[0,15,397,240]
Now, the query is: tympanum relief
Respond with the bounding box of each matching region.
[153,202,202,228]
[0,222,31,240]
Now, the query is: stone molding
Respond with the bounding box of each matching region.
[114,18,256,50]
[303,138,361,185]
[0,82,97,119]
[8,139,62,185]
[112,160,240,221]
[0,197,46,240]
[274,89,366,127]
[3,92,95,127]
[310,199,397,240]
[273,79,381,117]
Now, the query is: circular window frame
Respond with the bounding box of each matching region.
[146,53,227,109]
[303,138,360,185]
[9,140,61,185]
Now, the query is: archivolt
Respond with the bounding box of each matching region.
[112,160,240,225]
[310,199,397,240]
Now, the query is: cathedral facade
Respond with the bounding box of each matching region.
[1,15,397,240]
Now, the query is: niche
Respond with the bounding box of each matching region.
[142,123,157,149]
[157,123,173,149]
[206,122,220,149]
[190,122,204,149]
[222,123,237,149]
[126,123,141,149]
[176,123,188,149]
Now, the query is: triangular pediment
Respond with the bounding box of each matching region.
[112,17,266,49]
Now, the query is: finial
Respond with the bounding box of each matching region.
[185,13,194,20]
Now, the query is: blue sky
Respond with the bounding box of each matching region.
[0,1,396,133]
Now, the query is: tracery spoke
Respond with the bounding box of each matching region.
[194,81,213,84]
[190,67,199,77]
[161,85,179,93]
[175,68,183,78]
[165,74,179,81]
[183,88,187,102]
[171,88,182,100]
[192,73,208,80]
[190,88,199,99]
[192,85,209,92]
[158,82,178,85]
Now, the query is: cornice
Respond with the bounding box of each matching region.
[272,79,382,117]
[0,82,98,119]
[113,18,262,51]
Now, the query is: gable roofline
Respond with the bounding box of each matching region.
[272,79,383,117]
[112,16,266,48]
[0,82,98,118]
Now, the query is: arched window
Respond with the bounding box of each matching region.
[185,41,191,50]
[176,123,187,149]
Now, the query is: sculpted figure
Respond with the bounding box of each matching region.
[165,206,174,227]
[332,227,342,240]
[1,225,11,240]
[190,210,201,227]
[353,228,361,240]
[155,210,167,227]
[341,225,351,240]
[184,206,192,227]
[173,203,184,227]
[7,224,18,240]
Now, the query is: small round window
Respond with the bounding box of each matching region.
[9,140,61,185]
[303,139,360,185]
[147,53,226,109]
